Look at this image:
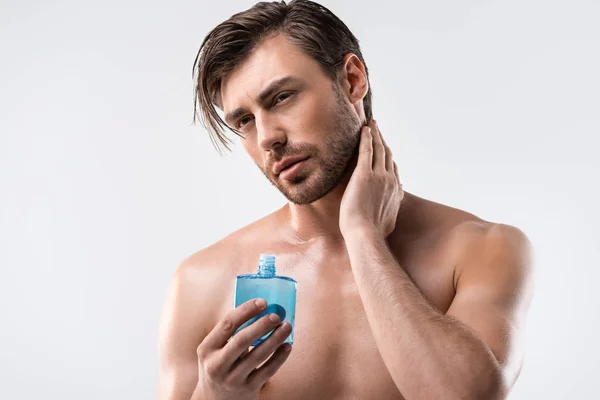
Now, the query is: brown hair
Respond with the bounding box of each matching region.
[192,0,373,153]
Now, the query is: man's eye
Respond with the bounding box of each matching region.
[237,116,254,129]
[274,92,293,105]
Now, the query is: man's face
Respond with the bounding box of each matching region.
[220,34,362,205]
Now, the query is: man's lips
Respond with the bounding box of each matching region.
[273,155,310,175]
[278,158,310,181]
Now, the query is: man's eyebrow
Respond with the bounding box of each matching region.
[257,76,303,104]
[224,76,304,125]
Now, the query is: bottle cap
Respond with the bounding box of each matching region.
[258,254,276,275]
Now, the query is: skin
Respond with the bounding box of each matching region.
[156,34,534,400]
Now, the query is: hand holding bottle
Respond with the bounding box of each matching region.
[192,298,293,400]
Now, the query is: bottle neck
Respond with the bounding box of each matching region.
[257,264,275,276]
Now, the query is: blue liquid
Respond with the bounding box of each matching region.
[233,255,297,346]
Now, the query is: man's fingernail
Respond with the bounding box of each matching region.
[269,313,280,323]
[281,322,292,332]
[255,299,266,308]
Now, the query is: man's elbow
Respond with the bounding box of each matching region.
[470,365,509,400]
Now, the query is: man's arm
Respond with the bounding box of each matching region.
[344,222,534,400]
[156,256,212,400]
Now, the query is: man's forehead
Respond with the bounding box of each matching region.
[220,35,316,108]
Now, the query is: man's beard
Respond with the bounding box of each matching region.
[260,86,362,205]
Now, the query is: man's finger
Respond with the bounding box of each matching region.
[221,312,282,369]
[371,120,386,171]
[381,133,394,172]
[358,125,373,170]
[247,343,292,390]
[201,298,267,350]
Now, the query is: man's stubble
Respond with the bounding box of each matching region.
[260,85,363,205]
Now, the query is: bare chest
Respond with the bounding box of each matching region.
[257,269,403,400]
[217,247,455,400]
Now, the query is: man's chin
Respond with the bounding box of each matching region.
[276,180,316,205]
[283,193,321,206]
[278,176,344,205]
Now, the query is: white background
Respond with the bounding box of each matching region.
[1,0,598,398]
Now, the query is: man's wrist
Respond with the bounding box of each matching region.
[342,223,383,244]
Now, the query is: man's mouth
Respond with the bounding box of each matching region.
[277,157,310,181]
[273,155,310,176]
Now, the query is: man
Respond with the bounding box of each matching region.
[156,1,534,399]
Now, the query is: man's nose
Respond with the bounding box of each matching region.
[256,116,287,151]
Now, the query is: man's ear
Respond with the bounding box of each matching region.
[338,53,369,110]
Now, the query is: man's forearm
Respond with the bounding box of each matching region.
[344,229,506,399]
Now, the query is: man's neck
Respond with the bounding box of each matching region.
[284,184,347,244]
[280,162,355,245]
[281,181,416,248]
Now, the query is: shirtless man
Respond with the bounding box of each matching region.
[156,1,534,399]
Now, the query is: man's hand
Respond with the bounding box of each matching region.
[340,119,404,239]
[193,298,293,400]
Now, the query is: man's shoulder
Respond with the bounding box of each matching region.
[164,209,285,328]
[434,201,530,255]
[421,198,533,283]
[176,208,284,278]
[409,194,531,268]
[411,193,527,242]
[451,220,532,272]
